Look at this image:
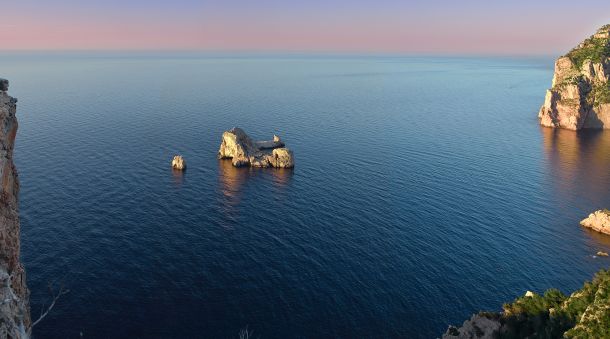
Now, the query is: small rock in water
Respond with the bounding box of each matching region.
[580,210,610,235]
[597,251,609,257]
[524,291,535,297]
[171,155,186,170]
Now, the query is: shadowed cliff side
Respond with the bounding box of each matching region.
[0,79,31,338]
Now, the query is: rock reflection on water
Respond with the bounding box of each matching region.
[217,159,293,216]
[269,167,293,192]
[171,168,185,187]
[218,159,249,206]
[542,127,610,249]
[542,127,610,205]
[583,227,610,251]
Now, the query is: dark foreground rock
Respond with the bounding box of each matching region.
[0,78,30,337]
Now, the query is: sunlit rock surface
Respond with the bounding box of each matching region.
[218,128,294,168]
[580,209,610,235]
[539,24,610,129]
[0,78,30,338]
[171,155,186,170]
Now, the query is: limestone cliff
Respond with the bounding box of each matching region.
[0,79,31,338]
[539,24,610,129]
[443,269,610,338]
[218,128,295,168]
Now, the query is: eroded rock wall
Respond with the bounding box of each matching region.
[0,79,30,338]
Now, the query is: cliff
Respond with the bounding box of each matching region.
[443,269,610,338]
[539,24,610,129]
[218,128,295,168]
[0,79,31,338]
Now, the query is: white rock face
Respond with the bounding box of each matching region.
[171,155,186,170]
[580,210,610,235]
[270,148,295,168]
[218,127,294,168]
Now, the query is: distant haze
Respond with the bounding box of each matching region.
[2,0,610,55]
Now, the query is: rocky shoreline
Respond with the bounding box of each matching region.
[0,79,30,337]
[446,24,610,338]
[443,270,610,338]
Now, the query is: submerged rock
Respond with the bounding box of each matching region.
[218,127,294,168]
[171,155,186,170]
[580,209,610,235]
[538,24,610,129]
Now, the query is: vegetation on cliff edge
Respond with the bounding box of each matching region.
[565,34,610,71]
[465,269,610,338]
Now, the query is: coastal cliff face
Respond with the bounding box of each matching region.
[218,128,294,168]
[539,24,610,129]
[443,270,610,338]
[0,79,31,338]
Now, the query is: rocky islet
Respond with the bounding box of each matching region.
[217,127,294,168]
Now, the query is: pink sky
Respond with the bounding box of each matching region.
[1,1,610,55]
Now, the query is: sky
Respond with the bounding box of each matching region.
[1,0,610,55]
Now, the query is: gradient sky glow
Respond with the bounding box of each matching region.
[2,0,610,54]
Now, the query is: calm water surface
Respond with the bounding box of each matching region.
[2,53,610,338]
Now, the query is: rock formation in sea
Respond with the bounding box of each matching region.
[171,155,186,170]
[443,269,610,338]
[0,79,31,337]
[580,209,610,235]
[538,24,610,129]
[218,127,294,168]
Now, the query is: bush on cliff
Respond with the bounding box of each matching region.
[445,269,610,338]
[502,269,610,338]
[566,36,610,70]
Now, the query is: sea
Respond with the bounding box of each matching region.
[2,52,610,338]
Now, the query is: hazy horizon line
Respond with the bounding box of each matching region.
[0,48,559,59]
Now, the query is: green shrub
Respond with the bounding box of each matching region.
[594,84,610,105]
[566,37,610,70]
[467,270,610,338]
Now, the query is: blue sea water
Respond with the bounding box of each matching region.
[2,53,610,338]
